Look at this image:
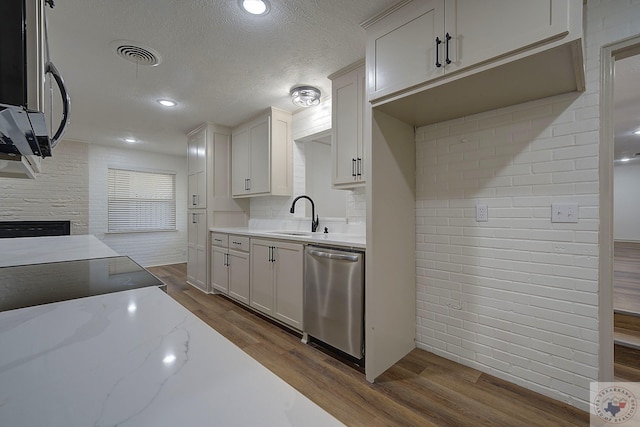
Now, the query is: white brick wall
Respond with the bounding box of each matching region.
[415,0,640,410]
[0,140,89,234]
[88,144,188,267]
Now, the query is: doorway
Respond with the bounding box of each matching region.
[600,35,640,382]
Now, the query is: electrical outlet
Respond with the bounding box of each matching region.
[551,203,579,223]
[476,204,488,222]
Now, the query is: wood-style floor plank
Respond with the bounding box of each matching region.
[148,263,589,427]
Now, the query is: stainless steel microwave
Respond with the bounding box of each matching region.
[0,0,70,177]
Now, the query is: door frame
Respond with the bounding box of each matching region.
[599,34,640,381]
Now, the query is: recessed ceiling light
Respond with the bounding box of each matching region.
[239,0,270,15]
[157,99,177,107]
[124,138,137,144]
[620,157,631,162]
[634,130,640,135]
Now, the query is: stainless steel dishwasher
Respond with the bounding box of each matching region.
[303,245,364,360]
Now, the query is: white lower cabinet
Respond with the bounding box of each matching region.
[187,210,207,292]
[250,238,303,330]
[211,233,250,305]
[228,249,250,304]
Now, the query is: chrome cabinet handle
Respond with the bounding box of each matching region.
[192,213,197,224]
[192,194,197,206]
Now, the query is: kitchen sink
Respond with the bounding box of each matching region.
[265,230,313,237]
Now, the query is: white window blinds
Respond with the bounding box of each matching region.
[108,168,176,232]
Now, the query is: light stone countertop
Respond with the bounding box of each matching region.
[210,227,366,250]
[0,286,344,426]
[0,234,119,267]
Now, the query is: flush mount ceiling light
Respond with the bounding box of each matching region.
[157,99,177,107]
[239,0,270,15]
[634,130,640,135]
[124,138,137,144]
[290,86,321,108]
[620,157,631,162]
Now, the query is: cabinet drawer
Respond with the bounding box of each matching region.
[229,235,250,252]
[211,233,229,248]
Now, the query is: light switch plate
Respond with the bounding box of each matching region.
[551,203,578,223]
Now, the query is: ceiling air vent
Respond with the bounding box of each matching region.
[110,40,162,67]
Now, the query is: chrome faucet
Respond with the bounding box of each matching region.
[290,195,319,232]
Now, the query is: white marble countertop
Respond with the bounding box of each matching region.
[210,227,366,250]
[0,235,119,267]
[0,286,344,426]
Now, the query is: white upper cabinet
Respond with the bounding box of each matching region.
[365,0,445,100]
[363,0,583,106]
[330,61,366,188]
[231,107,292,198]
[187,128,207,209]
[445,0,570,74]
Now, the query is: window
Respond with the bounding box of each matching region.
[108,168,176,232]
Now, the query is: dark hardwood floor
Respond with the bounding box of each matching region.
[148,263,589,427]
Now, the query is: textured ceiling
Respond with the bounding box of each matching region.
[46,0,395,156]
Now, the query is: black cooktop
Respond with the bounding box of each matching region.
[0,256,166,312]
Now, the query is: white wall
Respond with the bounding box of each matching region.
[0,140,89,234]
[88,144,187,267]
[614,163,640,241]
[414,0,640,410]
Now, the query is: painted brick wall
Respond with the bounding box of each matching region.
[414,0,640,410]
[88,144,188,267]
[0,140,89,234]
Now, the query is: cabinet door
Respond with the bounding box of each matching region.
[248,118,270,195]
[229,249,250,304]
[273,242,303,330]
[211,246,229,294]
[212,131,233,201]
[188,128,206,175]
[446,0,569,74]
[187,245,197,285]
[250,239,274,315]
[231,127,250,196]
[366,0,445,101]
[195,246,207,291]
[187,211,198,246]
[332,65,366,187]
[188,171,206,208]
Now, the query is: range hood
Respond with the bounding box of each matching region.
[0,0,70,179]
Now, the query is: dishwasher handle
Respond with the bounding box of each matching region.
[307,248,360,262]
